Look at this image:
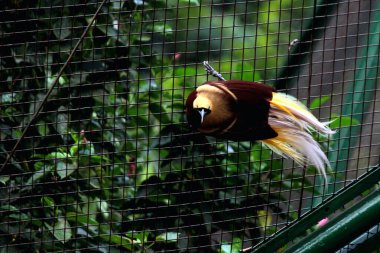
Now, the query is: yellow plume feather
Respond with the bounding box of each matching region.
[261,92,335,183]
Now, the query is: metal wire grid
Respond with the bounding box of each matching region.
[0,0,379,252]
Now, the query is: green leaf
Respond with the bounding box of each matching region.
[46,151,69,159]
[156,232,179,243]
[65,212,99,225]
[41,196,55,208]
[0,176,10,185]
[98,200,109,220]
[125,231,149,245]
[101,235,133,250]
[310,95,331,110]
[146,23,173,37]
[174,66,197,77]
[330,115,360,128]
[135,35,151,42]
[0,205,18,212]
[78,142,96,156]
[149,103,170,124]
[180,0,200,6]
[56,110,69,135]
[257,210,272,228]
[310,96,331,110]
[251,144,271,172]
[70,145,78,156]
[26,165,53,186]
[8,212,30,221]
[46,218,72,243]
[70,131,80,143]
[111,0,124,9]
[56,160,77,179]
[220,237,242,253]
[232,62,261,82]
[89,177,101,189]
[11,128,23,139]
[36,121,50,136]
[53,17,72,40]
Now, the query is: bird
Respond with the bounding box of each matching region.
[185,63,335,182]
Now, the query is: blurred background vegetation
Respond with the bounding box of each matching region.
[0,0,378,252]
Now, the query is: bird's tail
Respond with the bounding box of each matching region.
[260,92,335,182]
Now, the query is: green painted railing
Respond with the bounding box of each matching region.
[284,188,380,253]
[250,164,380,253]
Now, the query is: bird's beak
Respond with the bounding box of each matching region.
[198,108,207,123]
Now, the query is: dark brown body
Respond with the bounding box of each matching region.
[186,80,278,141]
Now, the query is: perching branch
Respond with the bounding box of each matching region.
[203,61,226,81]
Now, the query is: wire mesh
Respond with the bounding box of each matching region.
[0,0,379,252]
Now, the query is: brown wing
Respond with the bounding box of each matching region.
[205,80,278,141]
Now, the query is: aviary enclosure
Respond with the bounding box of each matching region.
[0,0,379,252]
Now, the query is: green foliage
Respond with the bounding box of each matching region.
[171,0,315,81]
[220,237,242,253]
[0,1,343,253]
[330,114,360,129]
[309,95,331,110]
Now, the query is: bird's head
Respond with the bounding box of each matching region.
[185,91,212,129]
[185,83,236,133]
[193,95,212,124]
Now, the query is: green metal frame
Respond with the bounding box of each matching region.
[285,187,380,253]
[339,223,380,253]
[251,165,380,253]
